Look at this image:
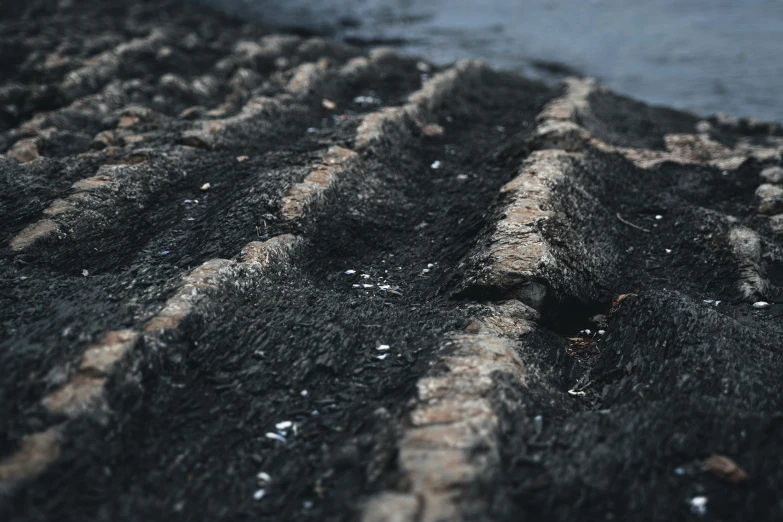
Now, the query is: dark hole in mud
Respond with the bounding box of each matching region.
[538,294,607,336]
[767,261,783,300]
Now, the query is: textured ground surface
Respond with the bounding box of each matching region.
[1,1,783,521]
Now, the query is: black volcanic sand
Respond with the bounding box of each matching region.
[1,1,783,521]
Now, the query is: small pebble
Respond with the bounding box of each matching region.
[665,249,672,253]
[753,301,770,309]
[761,166,783,183]
[377,344,390,351]
[275,421,292,430]
[353,95,380,105]
[266,432,286,443]
[200,182,211,191]
[655,215,663,220]
[253,489,267,500]
[430,160,441,169]
[688,496,708,516]
[376,354,389,360]
[345,269,356,275]
[82,269,89,277]
[300,390,308,397]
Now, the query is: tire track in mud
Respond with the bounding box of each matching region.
[3,1,783,521]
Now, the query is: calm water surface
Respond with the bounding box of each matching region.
[209,0,783,122]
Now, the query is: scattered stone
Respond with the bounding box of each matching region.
[200,182,211,191]
[588,314,609,329]
[704,454,748,484]
[760,166,783,183]
[353,95,380,106]
[770,214,783,235]
[753,301,770,309]
[265,432,286,443]
[422,123,444,137]
[756,183,783,214]
[7,138,40,163]
[729,227,771,299]
[688,496,708,516]
[322,98,336,110]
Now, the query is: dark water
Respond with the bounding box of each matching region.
[206,0,783,122]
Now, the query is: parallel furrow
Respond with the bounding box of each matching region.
[0,234,301,493]
[6,48,424,263]
[1,51,554,521]
[4,1,783,521]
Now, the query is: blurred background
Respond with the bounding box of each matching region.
[192,0,783,122]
